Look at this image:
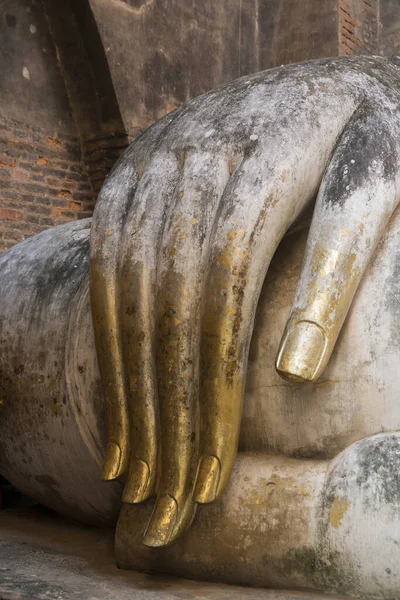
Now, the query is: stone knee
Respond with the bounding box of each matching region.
[316,432,400,597]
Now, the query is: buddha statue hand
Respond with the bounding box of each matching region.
[90,55,400,546]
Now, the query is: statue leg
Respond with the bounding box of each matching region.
[116,433,400,598]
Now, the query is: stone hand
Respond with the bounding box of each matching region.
[90,55,400,546]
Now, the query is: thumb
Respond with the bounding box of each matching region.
[276,105,400,382]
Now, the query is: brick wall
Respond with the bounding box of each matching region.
[82,133,130,195]
[0,116,94,252]
[338,0,379,55]
[0,0,99,253]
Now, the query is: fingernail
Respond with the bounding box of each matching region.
[122,459,150,504]
[276,321,327,383]
[143,494,178,547]
[194,455,221,503]
[101,442,122,480]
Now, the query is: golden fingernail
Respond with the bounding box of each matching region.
[101,442,122,480]
[143,494,178,547]
[276,320,327,383]
[194,455,221,504]
[122,458,150,504]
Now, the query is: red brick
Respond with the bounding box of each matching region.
[46,178,60,187]
[57,189,72,200]
[0,208,24,221]
[69,200,83,211]
[12,168,30,181]
[0,154,16,168]
[47,137,62,149]
[0,118,108,251]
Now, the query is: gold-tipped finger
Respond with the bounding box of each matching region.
[143,494,178,547]
[276,246,363,384]
[195,148,307,504]
[101,442,122,481]
[276,108,400,385]
[91,262,130,481]
[197,221,262,504]
[90,159,140,485]
[119,156,180,507]
[194,455,221,504]
[119,261,159,502]
[276,320,327,383]
[150,152,229,544]
[143,494,197,548]
[122,458,151,503]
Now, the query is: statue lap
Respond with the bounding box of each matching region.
[1,208,400,595]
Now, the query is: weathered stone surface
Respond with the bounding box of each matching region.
[380,0,400,56]
[0,0,71,131]
[88,0,400,139]
[89,0,260,134]
[258,0,338,68]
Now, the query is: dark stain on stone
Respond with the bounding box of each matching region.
[384,249,400,349]
[5,14,17,28]
[288,546,358,594]
[323,103,398,210]
[354,434,400,507]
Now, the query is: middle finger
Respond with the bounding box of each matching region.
[143,149,230,547]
